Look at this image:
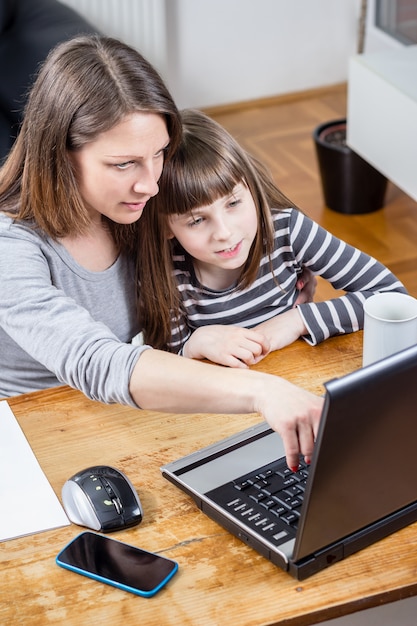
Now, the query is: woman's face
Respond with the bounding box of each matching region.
[70,112,170,225]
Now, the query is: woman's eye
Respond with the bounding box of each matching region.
[115,161,134,170]
[228,198,241,208]
[155,147,168,159]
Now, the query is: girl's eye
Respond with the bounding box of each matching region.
[188,216,204,227]
[228,197,241,208]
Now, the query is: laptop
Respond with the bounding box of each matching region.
[161,344,417,579]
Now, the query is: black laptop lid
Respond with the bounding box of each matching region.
[293,344,417,562]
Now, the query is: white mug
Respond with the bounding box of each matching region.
[363,292,417,366]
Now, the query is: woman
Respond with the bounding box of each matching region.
[0,35,322,471]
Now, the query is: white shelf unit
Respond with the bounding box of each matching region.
[347,45,417,202]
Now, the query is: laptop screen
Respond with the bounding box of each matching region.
[294,344,417,561]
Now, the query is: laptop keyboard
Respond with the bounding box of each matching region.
[205,459,309,548]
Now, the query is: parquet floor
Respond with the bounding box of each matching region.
[206,85,417,299]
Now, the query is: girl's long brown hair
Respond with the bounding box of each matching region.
[0,35,181,254]
[137,109,297,350]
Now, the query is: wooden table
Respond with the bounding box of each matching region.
[2,332,417,625]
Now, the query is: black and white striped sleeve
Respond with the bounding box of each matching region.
[290,210,407,345]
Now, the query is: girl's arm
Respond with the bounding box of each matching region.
[171,268,316,366]
[288,210,406,346]
[182,324,270,367]
[254,209,406,352]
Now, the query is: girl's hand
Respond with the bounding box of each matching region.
[254,309,308,352]
[182,325,270,368]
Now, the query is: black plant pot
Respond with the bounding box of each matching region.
[313,119,388,215]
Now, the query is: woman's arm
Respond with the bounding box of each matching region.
[0,218,324,469]
[129,347,324,471]
[0,224,143,403]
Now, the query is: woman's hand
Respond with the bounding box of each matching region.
[182,324,270,367]
[294,267,317,306]
[255,374,323,470]
[254,309,308,352]
[131,348,324,470]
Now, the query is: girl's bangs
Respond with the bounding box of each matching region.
[166,153,243,215]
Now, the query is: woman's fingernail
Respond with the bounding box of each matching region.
[291,466,299,473]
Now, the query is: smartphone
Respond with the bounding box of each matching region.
[56,531,178,597]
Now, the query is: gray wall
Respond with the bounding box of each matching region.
[62,0,362,108]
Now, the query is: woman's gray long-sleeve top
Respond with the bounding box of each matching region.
[0,214,148,401]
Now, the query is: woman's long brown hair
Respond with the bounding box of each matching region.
[0,35,182,255]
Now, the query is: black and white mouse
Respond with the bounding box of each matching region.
[62,465,143,532]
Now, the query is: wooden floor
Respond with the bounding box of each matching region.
[206,84,417,300]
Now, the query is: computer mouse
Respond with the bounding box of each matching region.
[61,465,143,532]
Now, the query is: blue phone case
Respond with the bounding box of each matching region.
[56,531,178,597]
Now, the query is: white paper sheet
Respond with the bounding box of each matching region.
[0,400,69,541]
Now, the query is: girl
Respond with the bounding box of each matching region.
[137,109,406,368]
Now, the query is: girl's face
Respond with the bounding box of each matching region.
[168,182,258,289]
[70,112,170,225]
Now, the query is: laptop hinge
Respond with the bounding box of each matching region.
[290,501,417,580]
[343,500,417,556]
[289,543,344,580]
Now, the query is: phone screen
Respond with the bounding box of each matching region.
[56,531,178,597]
